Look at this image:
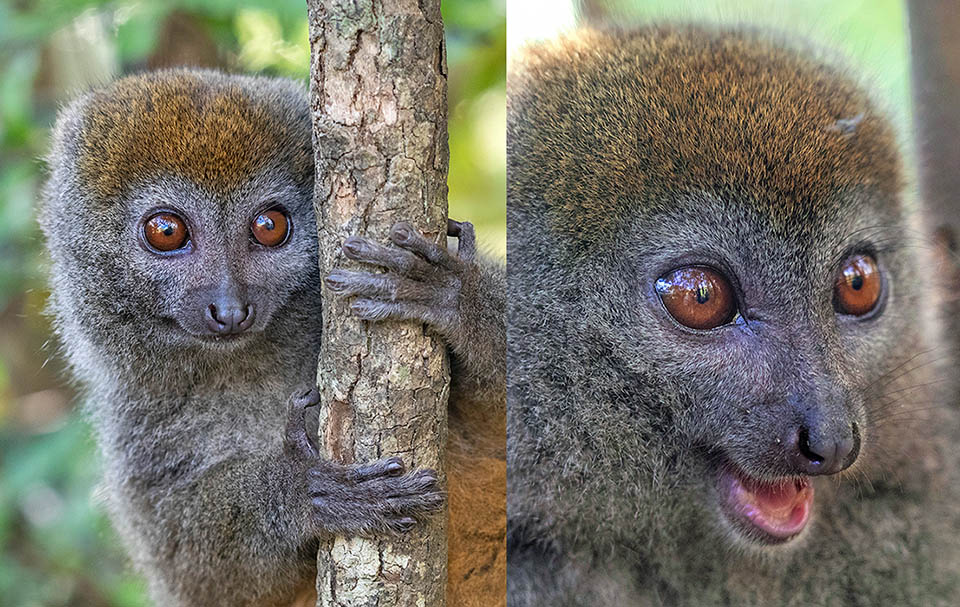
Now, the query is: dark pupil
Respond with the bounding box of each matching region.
[695,284,711,304]
[159,219,175,236]
[851,274,864,290]
[257,215,275,231]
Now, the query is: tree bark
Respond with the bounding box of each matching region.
[307,1,449,606]
[907,0,960,349]
[907,0,960,234]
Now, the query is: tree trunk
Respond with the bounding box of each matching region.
[307,1,450,606]
[907,0,960,234]
[907,0,960,351]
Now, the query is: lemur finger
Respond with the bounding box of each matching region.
[379,475,445,516]
[387,491,445,515]
[390,222,459,271]
[284,388,320,458]
[325,270,444,304]
[284,388,320,457]
[349,456,406,482]
[360,468,440,498]
[447,219,476,262]
[342,236,434,277]
[350,298,457,333]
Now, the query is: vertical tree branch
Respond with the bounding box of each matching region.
[907,0,960,232]
[307,0,449,605]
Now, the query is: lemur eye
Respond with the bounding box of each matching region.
[251,209,290,247]
[656,266,737,330]
[143,213,189,252]
[834,254,881,316]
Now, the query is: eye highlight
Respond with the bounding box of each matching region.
[251,209,290,247]
[656,266,737,330]
[143,213,189,252]
[834,254,881,316]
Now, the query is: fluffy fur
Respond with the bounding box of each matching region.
[40,68,505,607]
[507,26,960,606]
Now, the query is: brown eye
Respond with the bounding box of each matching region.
[251,209,290,247]
[143,213,189,252]
[834,254,881,316]
[655,266,737,330]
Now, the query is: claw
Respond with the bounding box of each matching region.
[384,457,405,476]
[342,236,364,258]
[387,222,455,269]
[349,456,408,482]
[447,219,462,237]
[449,219,476,262]
[324,272,348,292]
[391,222,414,244]
[285,387,320,458]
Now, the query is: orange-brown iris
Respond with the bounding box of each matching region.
[143,213,188,251]
[252,209,289,247]
[656,266,736,330]
[834,254,881,316]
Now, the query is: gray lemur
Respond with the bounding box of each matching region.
[39,68,505,606]
[507,26,960,606]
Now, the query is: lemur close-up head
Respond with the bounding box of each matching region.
[40,69,317,383]
[508,25,936,553]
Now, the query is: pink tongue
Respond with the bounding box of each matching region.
[732,475,813,537]
[750,480,800,516]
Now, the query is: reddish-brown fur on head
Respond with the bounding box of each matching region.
[508,26,902,245]
[76,68,312,202]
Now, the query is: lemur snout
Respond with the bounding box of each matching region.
[788,421,860,476]
[205,298,255,335]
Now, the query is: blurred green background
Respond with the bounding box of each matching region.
[0,0,504,605]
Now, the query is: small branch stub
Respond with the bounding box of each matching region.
[308,0,450,606]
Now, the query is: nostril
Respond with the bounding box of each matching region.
[797,427,824,465]
[237,304,256,331]
[842,422,861,468]
[204,299,253,335]
[207,304,225,326]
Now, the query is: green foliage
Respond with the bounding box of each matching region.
[0,417,149,606]
[0,0,505,603]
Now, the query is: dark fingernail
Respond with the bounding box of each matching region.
[399,518,417,532]
[385,460,404,475]
[324,273,345,290]
[343,237,363,256]
[392,224,411,242]
[447,219,462,236]
[297,388,318,403]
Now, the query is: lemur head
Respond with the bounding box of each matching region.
[40,69,316,386]
[508,26,935,552]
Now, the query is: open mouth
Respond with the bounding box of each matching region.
[718,464,813,544]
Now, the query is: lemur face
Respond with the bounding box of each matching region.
[43,69,317,356]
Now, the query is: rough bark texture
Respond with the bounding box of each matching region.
[908,0,960,233]
[307,1,450,606]
[907,0,960,356]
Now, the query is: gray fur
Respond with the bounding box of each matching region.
[39,68,504,607]
[507,27,960,606]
